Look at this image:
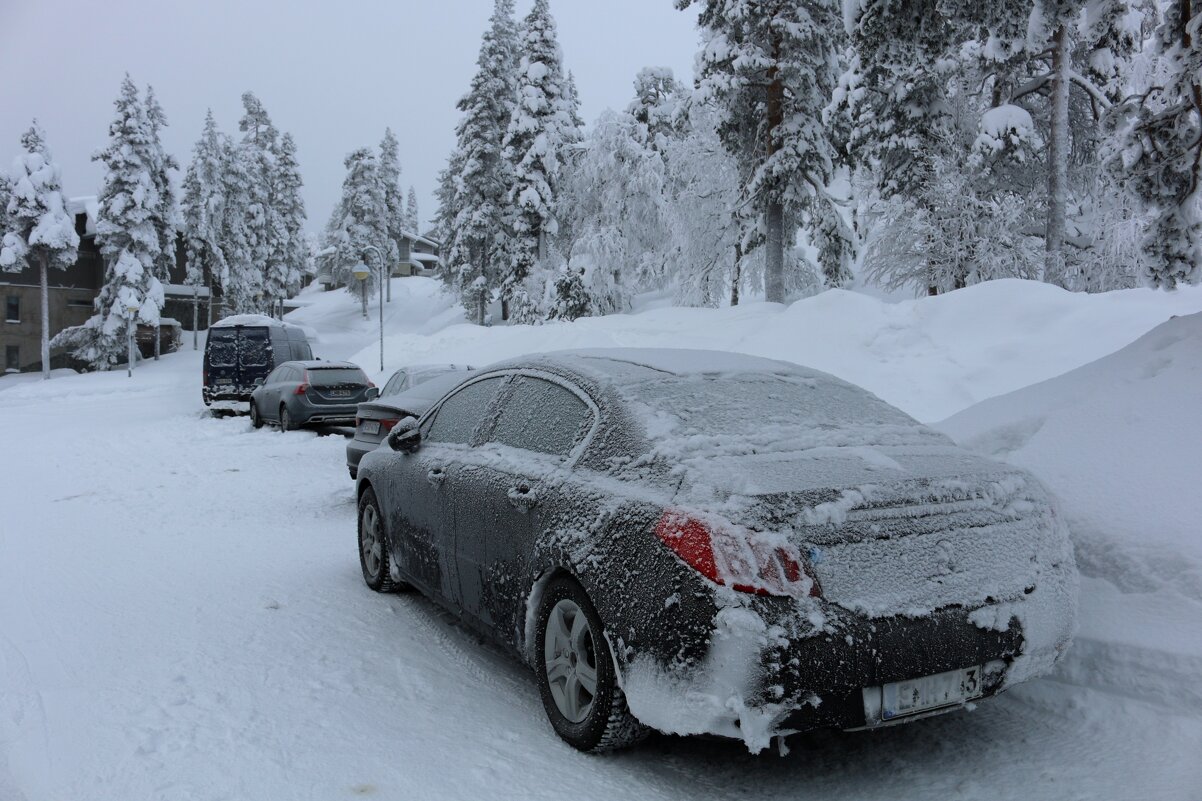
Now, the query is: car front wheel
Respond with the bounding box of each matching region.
[535,575,647,752]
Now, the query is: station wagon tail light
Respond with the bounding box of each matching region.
[294,372,309,395]
[654,510,821,599]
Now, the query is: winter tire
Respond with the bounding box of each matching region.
[358,487,409,593]
[279,405,293,432]
[250,402,263,429]
[535,575,648,752]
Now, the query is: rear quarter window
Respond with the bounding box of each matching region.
[489,375,592,457]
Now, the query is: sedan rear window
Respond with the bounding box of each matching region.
[309,368,368,386]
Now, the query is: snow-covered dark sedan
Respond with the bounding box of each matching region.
[353,349,1078,753]
[346,367,475,479]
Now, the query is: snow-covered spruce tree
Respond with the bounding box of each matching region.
[218,131,259,314]
[1107,0,1201,287]
[180,111,228,324]
[378,127,406,293]
[58,77,164,370]
[500,0,576,322]
[237,92,281,311]
[627,66,687,152]
[405,187,419,234]
[275,133,307,299]
[680,0,854,303]
[555,109,669,319]
[436,0,520,325]
[143,86,179,358]
[0,122,80,377]
[325,147,394,303]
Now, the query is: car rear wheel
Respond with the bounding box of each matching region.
[279,405,293,432]
[249,402,263,429]
[357,487,410,593]
[535,575,647,752]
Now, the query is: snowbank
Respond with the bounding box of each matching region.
[937,313,1202,706]
[348,279,1202,422]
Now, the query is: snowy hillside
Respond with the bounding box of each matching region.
[3,277,1202,800]
[938,313,1202,710]
[344,277,1202,421]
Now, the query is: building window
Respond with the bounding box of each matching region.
[5,345,18,372]
[5,296,18,323]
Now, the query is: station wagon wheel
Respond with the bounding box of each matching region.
[279,405,293,432]
[357,487,409,593]
[249,402,263,429]
[534,575,647,752]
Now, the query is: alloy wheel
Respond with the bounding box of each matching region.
[543,598,598,723]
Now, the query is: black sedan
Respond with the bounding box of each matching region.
[346,367,475,479]
[353,349,1077,753]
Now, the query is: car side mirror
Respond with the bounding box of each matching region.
[387,416,421,453]
[365,386,380,400]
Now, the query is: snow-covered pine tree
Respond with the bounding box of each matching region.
[500,0,576,322]
[326,147,393,304]
[274,133,307,301]
[143,85,179,358]
[58,76,164,370]
[181,111,228,330]
[0,122,80,377]
[680,0,853,303]
[404,187,419,234]
[556,108,669,318]
[1108,0,1201,287]
[378,127,405,297]
[219,131,259,314]
[626,66,686,152]
[436,0,520,325]
[237,92,281,310]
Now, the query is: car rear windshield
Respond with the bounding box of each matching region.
[624,373,920,442]
[309,368,368,386]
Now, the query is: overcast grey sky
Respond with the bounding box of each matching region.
[0,0,699,233]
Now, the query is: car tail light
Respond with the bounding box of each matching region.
[295,372,309,395]
[378,418,400,432]
[654,509,821,599]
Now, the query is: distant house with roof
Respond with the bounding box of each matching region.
[314,230,441,289]
[1,197,220,372]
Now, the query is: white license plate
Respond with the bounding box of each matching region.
[331,389,351,397]
[864,666,984,725]
[362,420,380,435]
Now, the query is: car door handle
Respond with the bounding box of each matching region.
[427,467,447,486]
[508,484,538,511]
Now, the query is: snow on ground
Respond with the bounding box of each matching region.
[346,278,1202,422]
[2,277,1201,800]
[938,312,1202,713]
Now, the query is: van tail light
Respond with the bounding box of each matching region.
[294,372,309,395]
[654,509,821,599]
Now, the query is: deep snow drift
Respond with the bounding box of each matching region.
[2,277,1201,800]
[938,312,1202,711]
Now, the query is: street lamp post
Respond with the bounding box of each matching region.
[359,245,387,373]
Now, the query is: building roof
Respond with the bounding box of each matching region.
[66,196,99,236]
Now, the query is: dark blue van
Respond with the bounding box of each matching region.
[203,315,313,412]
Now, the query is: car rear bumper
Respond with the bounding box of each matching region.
[618,579,1074,750]
[293,400,359,426]
[203,386,253,404]
[346,435,386,469]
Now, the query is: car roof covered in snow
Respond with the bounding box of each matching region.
[482,348,830,385]
[286,360,362,370]
[211,314,303,330]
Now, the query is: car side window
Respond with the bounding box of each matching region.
[488,375,592,458]
[424,376,506,445]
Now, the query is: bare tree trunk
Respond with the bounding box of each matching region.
[730,240,743,306]
[1045,24,1070,288]
[39,256,50,379]
[763,34,786,304]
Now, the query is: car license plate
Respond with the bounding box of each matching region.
[331,389,351,397]
[362,420,380,435]
[864,666,983,725]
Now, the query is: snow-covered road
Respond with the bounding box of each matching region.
[3,280,1201,800]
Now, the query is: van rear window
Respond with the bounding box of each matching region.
[239,329,270,367]
[208,330,237,367]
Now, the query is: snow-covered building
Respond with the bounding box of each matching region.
[315,230,440,289]
[1,197,216,372]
